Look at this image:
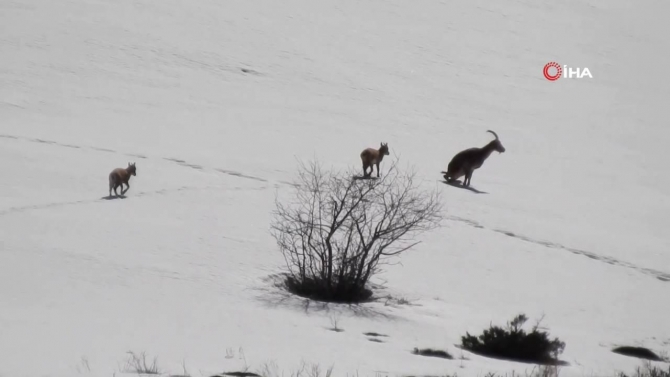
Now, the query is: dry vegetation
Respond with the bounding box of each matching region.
[271,159,443,303]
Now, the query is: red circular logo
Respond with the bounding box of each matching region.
[543,62,562,81]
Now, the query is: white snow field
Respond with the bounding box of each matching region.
[1,0,669,376]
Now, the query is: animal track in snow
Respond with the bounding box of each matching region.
[447,215,670,283]
[0,185,226,216]
[0,133,278,186]
[12,132,663,282]
[215,168,267,182]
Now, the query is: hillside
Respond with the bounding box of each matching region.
[1,1,669,376]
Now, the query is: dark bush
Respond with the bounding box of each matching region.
[412,347,453,359]
[461,314,566,365]
[282,274,373,303]
[612,346,664,361]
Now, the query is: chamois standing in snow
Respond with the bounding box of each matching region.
[109,162,137,197]
[442,130,505,187]
[360,142,390,178]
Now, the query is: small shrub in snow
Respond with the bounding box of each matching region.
[412,347,453,359]
[461,314,566,365]
[612,346,664,361]
[618,364,670,377]
[271,159,442,303]
[121,351,161,375]
[255,360,334,377]
[169,360,192,377]
[328,314,344,332]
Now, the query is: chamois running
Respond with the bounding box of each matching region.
[360,142,390,178]
[109,162,137,197]
[442,130,505,187]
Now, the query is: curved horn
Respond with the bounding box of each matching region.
[486,130,499,140]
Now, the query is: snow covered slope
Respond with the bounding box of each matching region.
[1,0,669,376]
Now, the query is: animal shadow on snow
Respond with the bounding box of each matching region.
[352,175,379,181]
[441,179,488,194]
[101,195,127,200]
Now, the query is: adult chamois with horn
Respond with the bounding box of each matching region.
[441,130,505,187]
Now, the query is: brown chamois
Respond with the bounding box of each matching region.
[441,130,505,187]
[109,162,137,196]
[360,142,390,178]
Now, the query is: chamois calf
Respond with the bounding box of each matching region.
[360,142,390,178]
[109,162,137,197]
[442,130,505,187]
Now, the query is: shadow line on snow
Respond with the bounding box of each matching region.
[440,179,488,194]
[0,133,273,186]
[0,185,247,216]
[446,215,670,283]
[101,195,127,200]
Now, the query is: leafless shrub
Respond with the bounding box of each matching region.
[121,351,161,375]
[525,364,561,377]
[328,314,343,332]
[271,159,443,303]
[256,360,334,377]
[256,361,280,377]
[168,360,192,377]
[618,362,670,377]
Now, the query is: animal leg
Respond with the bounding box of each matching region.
[123,182,130,194]
[464,172,472,187]
[375,162,380,177]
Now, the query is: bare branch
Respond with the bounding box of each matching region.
[270,157,444,302]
